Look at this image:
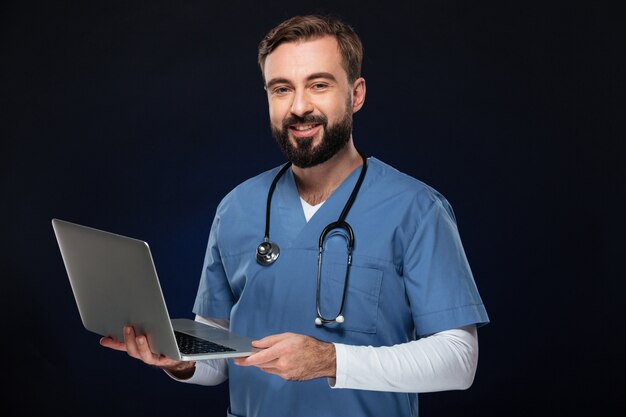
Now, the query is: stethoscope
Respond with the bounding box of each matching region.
[256,152,368,326]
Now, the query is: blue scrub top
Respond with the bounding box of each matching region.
[193,157,489,417]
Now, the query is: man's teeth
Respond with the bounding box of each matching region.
[293,124,315,131]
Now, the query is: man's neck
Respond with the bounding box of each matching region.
[292,139,362,206]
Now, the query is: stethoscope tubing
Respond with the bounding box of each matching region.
[315,221,354,324]
[257,151,368,326]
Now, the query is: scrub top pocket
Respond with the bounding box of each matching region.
[319,260,383,334]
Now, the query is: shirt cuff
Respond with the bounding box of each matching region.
[165,360,229,386]
[328,343,348,389]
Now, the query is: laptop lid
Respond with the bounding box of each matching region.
[52,218,255,360]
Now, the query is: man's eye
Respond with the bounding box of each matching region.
[272,87,290,95]
[312,83,327,90]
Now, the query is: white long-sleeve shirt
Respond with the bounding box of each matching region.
[168,315,478,392]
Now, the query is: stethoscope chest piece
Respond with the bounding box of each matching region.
[256,240,280,265]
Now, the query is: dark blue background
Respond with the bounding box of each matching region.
[2,1,623,416]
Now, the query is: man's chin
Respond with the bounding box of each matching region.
[291,133,317,148]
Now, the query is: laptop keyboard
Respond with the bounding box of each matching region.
[175,331,236,355]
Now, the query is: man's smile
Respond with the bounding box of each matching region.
[289,123,322,138]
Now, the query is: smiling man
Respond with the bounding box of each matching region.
[101,15,489,417]
[265,35,363,176]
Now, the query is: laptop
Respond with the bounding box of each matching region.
[52,218,256,361]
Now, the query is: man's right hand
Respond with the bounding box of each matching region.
[100,325,196,379]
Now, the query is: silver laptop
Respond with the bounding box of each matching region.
[52,218,255,361]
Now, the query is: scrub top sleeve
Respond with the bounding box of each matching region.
[403,198,489,337]
[192,213,234,320]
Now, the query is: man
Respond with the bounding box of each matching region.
[101,15,489,416]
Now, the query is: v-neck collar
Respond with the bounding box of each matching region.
[271,163,366,249]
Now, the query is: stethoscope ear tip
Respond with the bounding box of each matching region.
[315,315,344,325]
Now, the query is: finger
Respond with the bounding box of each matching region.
[101,327,179,369]
[252,332,292,348]
[244,360,294,380]
[123,326,142,359]
[255,360,281,374]
[135,335,161,365]
[234,345,281,367]
[234,356,279,371]
[233,356,247,366]
[99,336,128,352]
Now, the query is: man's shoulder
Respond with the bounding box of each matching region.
[367,157,445,201]
[233,165,284,192]
[365,157,457,221]
[216,164,286,212]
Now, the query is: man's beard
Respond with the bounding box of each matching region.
[272,105,353,168]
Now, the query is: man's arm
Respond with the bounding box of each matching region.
[234,332,336,381]
[332,325,478,392]
[234,325,478,392]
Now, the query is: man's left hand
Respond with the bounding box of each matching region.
[233,333,336,381]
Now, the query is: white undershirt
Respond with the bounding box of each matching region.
[300,197,324,221]
[167,199,480,391]
[168,316,478,392]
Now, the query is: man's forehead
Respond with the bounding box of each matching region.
[263,36,346,82]
[270,35,339,52]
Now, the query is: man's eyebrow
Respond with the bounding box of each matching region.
[265,77,291,89]
[306,72,337,82]
[265,72,337,89]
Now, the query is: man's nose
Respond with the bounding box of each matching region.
[290,90,314,117]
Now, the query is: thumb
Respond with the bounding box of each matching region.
[252,332,292,348]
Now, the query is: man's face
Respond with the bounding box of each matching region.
[263,36,363,168]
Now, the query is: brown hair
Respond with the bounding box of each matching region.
[258,15,363,83]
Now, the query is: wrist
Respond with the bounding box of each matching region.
[324,342,337,378]
[166,361,196,380]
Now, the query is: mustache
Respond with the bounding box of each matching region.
[282,115,327,129]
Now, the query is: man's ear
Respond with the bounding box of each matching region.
[352,77,366,114]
